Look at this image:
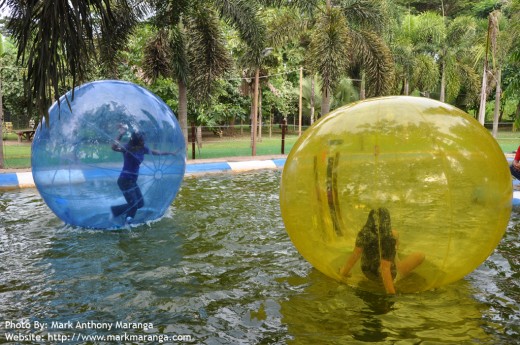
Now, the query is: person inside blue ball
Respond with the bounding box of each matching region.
[111,123,175,224]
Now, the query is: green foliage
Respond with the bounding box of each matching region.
[2,0,137,123]
[332,77,359,108]
[309,7,351,94]
[0,37,36,128]
[389,9,483,110]
[472,0,505,19]
[265,6,308,48]
[413,12,445,51]
[411,54,439,94]
[297,76,321,119]
[213,0,266,65]
[1,0,519,137]
[146,78,179,112]
[143,29,175,82]
[502,0,520,102]
[263,77,298,119]
[352,29,395,96]
[339,0,388,31]
[392,0,474,17]
[205,78,249,126]
[186,8,232,102]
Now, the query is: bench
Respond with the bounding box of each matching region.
[16,129,35,142]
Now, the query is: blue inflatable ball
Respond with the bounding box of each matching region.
[32,80,186,229]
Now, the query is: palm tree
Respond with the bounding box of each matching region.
[390,11,478,105]
[0,34,4,168]
[143,0,265,147]
[390,13,416,96]
[308,0,394,115]
[505,0,520,129]
[411,54,439,98]
[471,0,519,131]
[0,0,140,124]
[405,12,444,98]
[299,76,322,124]
[478,10,500,125]
[309,6,351,115]
[487,10,512,137]
[264,5,316,129]
[440,16,481,109]
[267,0,393,117]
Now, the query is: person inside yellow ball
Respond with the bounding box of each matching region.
[339,208,425,294]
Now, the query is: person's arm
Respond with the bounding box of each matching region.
[513,146,520,170]
[340,247,362,277]
[112,133,125,152]
[112,125,127,152]
[380,260,396,294]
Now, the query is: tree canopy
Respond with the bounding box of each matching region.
[0,0,518,130]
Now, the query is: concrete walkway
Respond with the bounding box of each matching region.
[0,155,287,190]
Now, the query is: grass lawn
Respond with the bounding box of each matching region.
[2,130,520,170]
[0,133,299,169]
[494,131,520,153]
[189,135,298,159]
[1,141,32,169]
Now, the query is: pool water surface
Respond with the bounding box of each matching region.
[0,170,519,344]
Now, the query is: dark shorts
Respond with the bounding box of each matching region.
[361,261,397,282]
[511,165,520,180]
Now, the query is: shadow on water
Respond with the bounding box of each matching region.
[0,170,519,344]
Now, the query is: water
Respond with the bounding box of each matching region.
[0,170,519,344]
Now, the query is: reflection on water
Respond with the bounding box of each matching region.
[0,170,519,344]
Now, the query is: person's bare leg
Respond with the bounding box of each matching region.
[397,252,425,277]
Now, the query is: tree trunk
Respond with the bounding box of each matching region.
[196,126,202,149]
[321,86,330,117]
[492,69,501,138]
[298,66,303,136]
[310,76,315,124]
[251,68,259,155]
[0,76,4,169]
[360,71,366,100]
[229,116,235,134]
[478,66,488,125]
[479,11,497,126]
[404,78,409,95]
[0,121,3,170]
[250,95,255,147]
[517,102,520,123]
[269,109,272,138]
[258,88,262,142]
[440,62,446,102]
[0,36,3,169]
[178,79,188,149]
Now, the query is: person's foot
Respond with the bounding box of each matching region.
[108,211,118,226]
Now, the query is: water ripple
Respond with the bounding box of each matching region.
[0,171,519,344]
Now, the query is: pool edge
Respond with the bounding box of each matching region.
[0,157,288,191]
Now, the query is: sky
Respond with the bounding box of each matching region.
[0,5,10,18]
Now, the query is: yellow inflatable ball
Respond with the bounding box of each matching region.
[280,96,512,294]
